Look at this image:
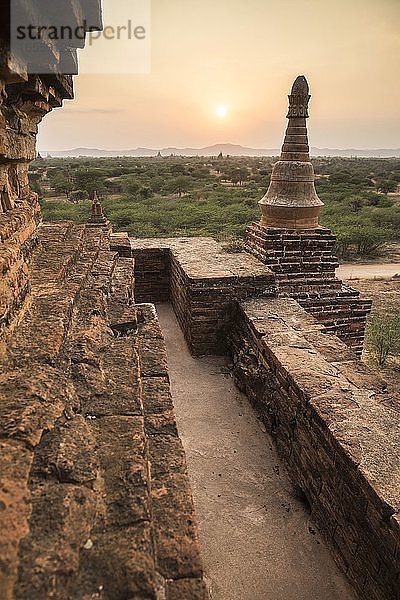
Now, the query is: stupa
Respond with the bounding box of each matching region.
[245,76,372,355]
[259,75,323,229]
[87,191,110,228]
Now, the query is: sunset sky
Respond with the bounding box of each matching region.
[38,0,400,152]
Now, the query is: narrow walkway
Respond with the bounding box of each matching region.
[156,304,356,600]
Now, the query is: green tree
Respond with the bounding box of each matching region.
[29,172,42,197]
[149,176,166,194]
[236,167,249,185]
[123,178,141,196]
[138,185,152,199]
[69,190,88,202]
[73,169,106,196]
[53,174,73,198]
[365,312,400,366]
[377,179,398,194]
[105,179,124,194]
[170,163,185,176]
[171,175,193,197]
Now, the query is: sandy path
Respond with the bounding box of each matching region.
[156,303,356,600]
[338,263,400,280]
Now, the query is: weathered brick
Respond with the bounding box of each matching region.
[229,296,400,600]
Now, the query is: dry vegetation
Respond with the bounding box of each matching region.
[346,278,400,382]
[32,155,400,260]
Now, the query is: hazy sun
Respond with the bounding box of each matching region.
[215,105,228,119]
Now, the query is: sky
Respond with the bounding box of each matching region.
[38,0,400,151]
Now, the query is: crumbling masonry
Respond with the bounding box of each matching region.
[0,3,399,600]
[0,3,207,599]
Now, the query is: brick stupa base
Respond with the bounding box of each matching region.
[245,222,372,355]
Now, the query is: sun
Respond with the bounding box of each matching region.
[215,105,228,119]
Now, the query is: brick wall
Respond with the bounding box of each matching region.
[229,296,399,600]
[0,1,102,333]
[0,224,208,600]
[130,247,171,303]
[0,75,74,331]
[120,237,276,355]
[169,252,273,355]
[110,235,171,304]
[0,202,41,330]
[246,223,372,355]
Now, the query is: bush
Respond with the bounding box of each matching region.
[39,199,91,223]
[221,237,246,253]
[377,179,398,194]
[35,156,400,257]
[333,224,395,259]
[69,190,88,202]
[352,226,393,257]
[365,312,400,366]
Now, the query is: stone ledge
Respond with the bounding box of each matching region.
[114,236,276,355]
[229,296,399,600]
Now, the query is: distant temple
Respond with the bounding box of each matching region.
[87,191,110,227]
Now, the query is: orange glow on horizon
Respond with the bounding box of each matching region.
[38,0,400,152]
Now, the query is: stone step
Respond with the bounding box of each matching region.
[30,223,86,288]
[107,256,137,336]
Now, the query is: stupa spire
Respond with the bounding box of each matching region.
[258,75,323,229]
[281,75,311,161]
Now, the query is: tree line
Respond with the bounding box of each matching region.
[31,155,400,260]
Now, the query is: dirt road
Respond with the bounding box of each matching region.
[338,263,400,280]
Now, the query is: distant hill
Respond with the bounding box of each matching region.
[40,143,400,158]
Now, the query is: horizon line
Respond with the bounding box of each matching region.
[38,143,400,153]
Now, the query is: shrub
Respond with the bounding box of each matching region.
[69,190,88,202]
[36,156,400,258]
[39,199,91,223]
[365,312,400,366]
[221,238,246,253]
